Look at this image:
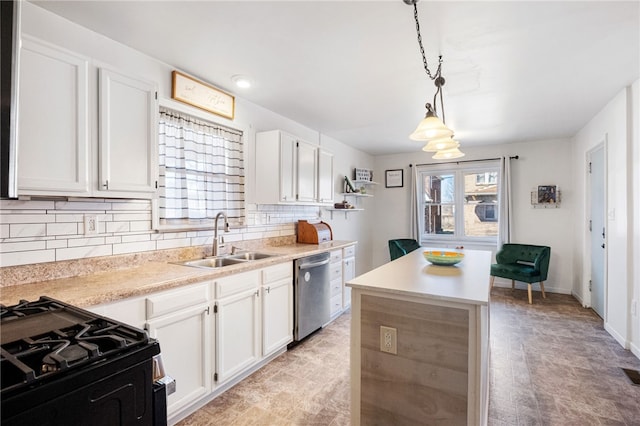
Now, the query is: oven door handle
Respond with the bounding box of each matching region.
[298,258,330,270]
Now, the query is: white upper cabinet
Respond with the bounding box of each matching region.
[296,139,318,203]
[317,149,334,204]
[98,68,158,194]
[16,36,158,199]
[17,37,90,196]
[255,130,332,205]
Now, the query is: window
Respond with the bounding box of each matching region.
[157,107,244,228]
[418,162,499,243]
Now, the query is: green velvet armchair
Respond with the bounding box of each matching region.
[388,239,421,261]
[490,243,551,304]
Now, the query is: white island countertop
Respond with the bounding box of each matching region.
[347,248,491,306]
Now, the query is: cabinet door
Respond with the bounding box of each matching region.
[216,288,260,383]
[317,149,334,204]
[145,304,211,416]
[262,277,293,356]
[280,132,297,202]
[343,255,356,308]
[17,37,90,196]
[296,140,317,202]
[99,68,158,195]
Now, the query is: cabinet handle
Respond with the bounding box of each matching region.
[255,290,260,298]
[205,306,210,315]
[103,180,109,189]
[266,286,271,294]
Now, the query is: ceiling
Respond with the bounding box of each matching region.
[32,1,640,155]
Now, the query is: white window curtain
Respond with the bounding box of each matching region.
[158,107,244,225]
[410,165,421,240]
[497,156,513,248]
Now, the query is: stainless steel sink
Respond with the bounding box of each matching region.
[228,252,278,261]
[180,257,247,269]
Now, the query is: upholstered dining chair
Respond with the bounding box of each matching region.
[388,239,421,261]
[490,243,551,304]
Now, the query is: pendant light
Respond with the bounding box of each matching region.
[405,0,464,159]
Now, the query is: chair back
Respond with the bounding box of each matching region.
[388,239,421,261]
[496,244,551,280]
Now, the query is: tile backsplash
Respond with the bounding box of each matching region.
[0,198,320,270]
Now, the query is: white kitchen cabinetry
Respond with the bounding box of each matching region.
[317,149,334,204]
[144,283,211,416]
[255,130,332,205]
[17,37,90,196]
[16,36,158,199]
[87,296,146,329]
[214,270,261,384]
[329,249,344,319]
[261,263,293,356]
[98,68,158,194]
[343,245,356,309]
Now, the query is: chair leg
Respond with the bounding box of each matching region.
[490,275,495,288]
[527,284,533,304]
[540,281,546,298]
[511,280,515,291]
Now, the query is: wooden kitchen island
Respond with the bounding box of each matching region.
[347,248,491,426]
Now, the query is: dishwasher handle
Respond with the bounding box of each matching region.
[298,258,330,270]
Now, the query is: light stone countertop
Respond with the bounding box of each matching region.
[0,241,356,308]
[347,247,491,305]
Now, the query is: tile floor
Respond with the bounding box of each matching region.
[178,287,640,425]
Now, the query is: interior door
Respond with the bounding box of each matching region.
[589,144,606,318]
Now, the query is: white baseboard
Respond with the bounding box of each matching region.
[604,322,628,349]
[491,279,572,295]
[571,290,586,307]
[630,341,640,361]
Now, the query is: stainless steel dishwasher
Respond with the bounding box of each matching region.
[293,252,331,342]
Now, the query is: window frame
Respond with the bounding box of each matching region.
[417,161,500,245]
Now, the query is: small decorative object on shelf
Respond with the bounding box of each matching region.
[354,168,373,182]
[531,185,561,208]
[344,176,358,193]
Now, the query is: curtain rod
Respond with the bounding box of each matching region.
[410,155,519,168]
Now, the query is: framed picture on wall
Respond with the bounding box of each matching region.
[385,169,403,188]
[537,185,557,203]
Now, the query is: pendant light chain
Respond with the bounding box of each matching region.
[412,1,441,81]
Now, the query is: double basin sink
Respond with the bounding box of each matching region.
[179,252,278,269]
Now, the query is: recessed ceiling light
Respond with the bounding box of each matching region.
[231,75,252,89]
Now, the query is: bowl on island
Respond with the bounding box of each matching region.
[423,250,464,266]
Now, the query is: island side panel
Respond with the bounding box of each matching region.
[360,294,469,425]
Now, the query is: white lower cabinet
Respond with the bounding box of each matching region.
[214,270,261,384]
[329,249,344,319]
[343,245,356,309]
[261,263,293,356]
[145,283,211,416]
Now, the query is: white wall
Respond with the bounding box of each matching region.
[632,80,640,357]
[0,3,374,273]
[372,138,576,295]
[572,82,638,351]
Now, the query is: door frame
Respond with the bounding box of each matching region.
[585,139,608,316]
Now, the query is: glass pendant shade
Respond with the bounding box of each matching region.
[409,115,453,142]
[421,136,459,152]
[432,146,465,160]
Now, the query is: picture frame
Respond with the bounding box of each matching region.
[385,169,403,188]
[171,70,235,119]
[537,185,557,204]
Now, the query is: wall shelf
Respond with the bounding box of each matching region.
[325,208,364,219]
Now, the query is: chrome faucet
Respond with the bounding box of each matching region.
[213,211,229,257]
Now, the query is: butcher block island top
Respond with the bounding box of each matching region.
[347,248,491,426]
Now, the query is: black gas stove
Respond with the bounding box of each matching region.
[1,296,166,425]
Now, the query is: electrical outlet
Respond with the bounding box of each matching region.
[84,214,98,235]
[380,326,397,355]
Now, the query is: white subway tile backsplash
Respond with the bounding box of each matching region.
[112,241,156,255]
[0,250,55,267]
[1,214,56,224]
[0,198,303,267]
[56,245,113,261]
[10,223,46,238]
[47,222,80,236]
